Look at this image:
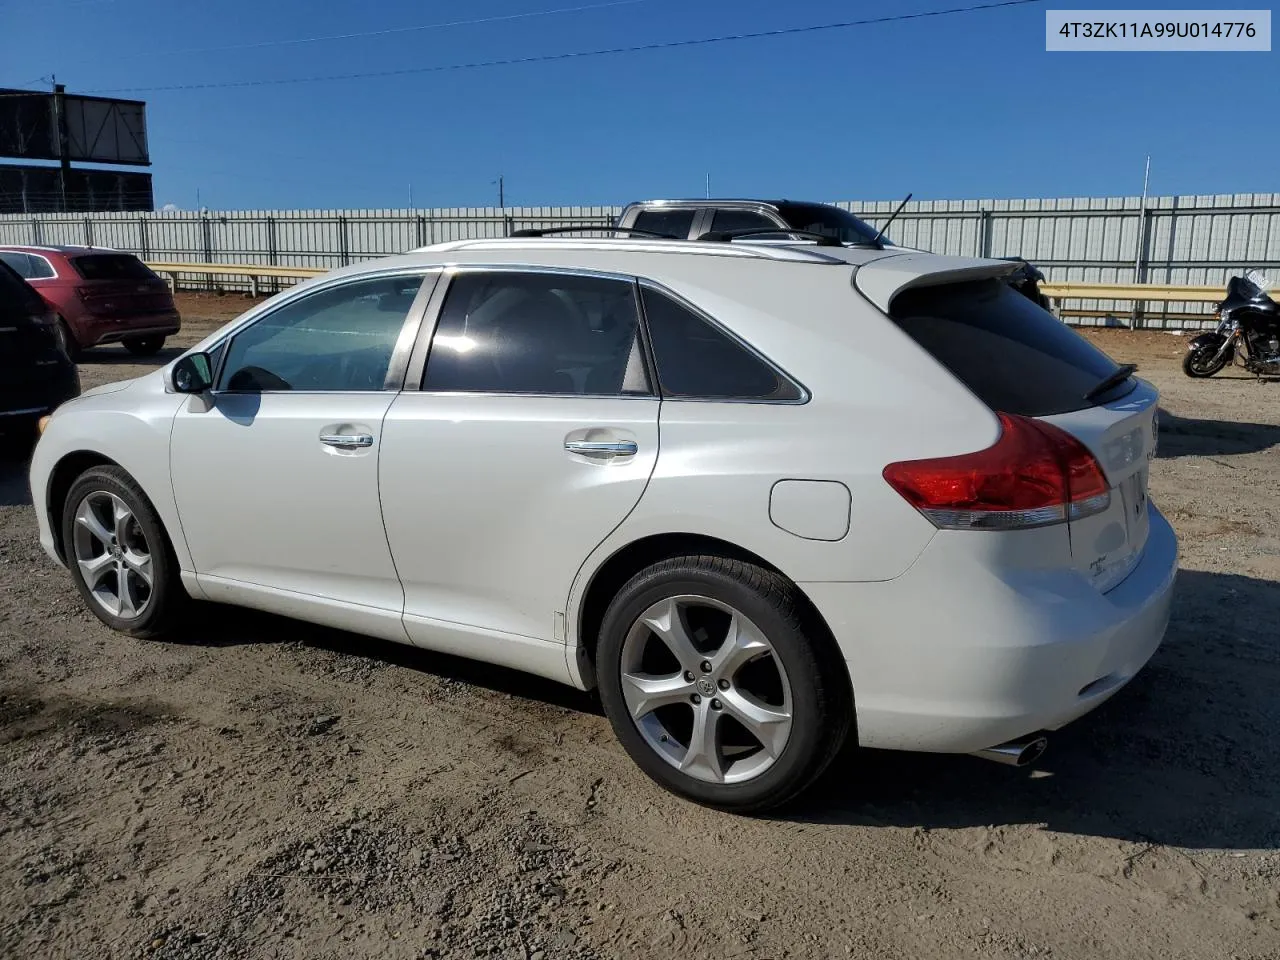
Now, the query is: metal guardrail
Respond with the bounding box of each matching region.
[145,261,1247,310]
[146,261,325,296]
[1038,282,1230,304]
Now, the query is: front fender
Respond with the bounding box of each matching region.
[29,375,189,573]
[1188,331,1230,355]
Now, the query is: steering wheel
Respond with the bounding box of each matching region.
[226,365,292,391]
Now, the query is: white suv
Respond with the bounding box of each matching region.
[28,235,1177,812]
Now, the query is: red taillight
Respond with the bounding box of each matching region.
[882,412,1111,531]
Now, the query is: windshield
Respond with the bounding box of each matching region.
[775,203,884,245]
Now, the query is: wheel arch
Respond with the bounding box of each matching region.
[570,532,848,695]
[45,450,122,563]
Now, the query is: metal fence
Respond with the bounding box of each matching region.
[3,194,1278,326]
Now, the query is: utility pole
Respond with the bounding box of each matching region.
[52,78,71,213]
[1133,154,1151,283]
[408,182,414,209]
[497,174,505,209]
[705,172,711,199]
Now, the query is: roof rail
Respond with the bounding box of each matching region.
[413,236,847,264]
[509,225,678,240]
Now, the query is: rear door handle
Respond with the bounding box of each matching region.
[320,433,374,449]
[564,439,638,458]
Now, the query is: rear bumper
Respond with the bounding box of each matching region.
[82,311,181,345]
[801,504,1178,754]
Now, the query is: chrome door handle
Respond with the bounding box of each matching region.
[320,433,374,449]
[565,439,638,457]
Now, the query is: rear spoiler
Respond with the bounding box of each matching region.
[853,254,1021,312]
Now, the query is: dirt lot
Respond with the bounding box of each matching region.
[1,293,1277,960]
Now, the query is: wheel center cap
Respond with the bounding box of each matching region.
[696,677,716,698]
[110,545,123,560]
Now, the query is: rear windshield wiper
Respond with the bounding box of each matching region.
[1084,363,1137,402]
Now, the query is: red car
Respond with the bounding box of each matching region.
[0,245,181,357]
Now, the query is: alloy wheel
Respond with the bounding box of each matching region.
[71,491,154,620]
[619,595,793,784]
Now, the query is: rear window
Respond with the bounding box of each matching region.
[72,253,155,281]
[888,277,1129,417]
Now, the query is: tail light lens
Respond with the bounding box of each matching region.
[882,412,1111,531]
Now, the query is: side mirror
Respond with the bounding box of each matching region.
[171,352,214,394]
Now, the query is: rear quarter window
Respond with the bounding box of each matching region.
[72,254,156,281]
[888,277,1128,417]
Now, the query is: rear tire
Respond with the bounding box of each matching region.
[1182,345,1227,378]
[58,318,81,361]
[123,336,165,357]
[596,554,852,814]
[61,465,187,638]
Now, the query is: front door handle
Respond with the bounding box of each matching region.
[320,433,375,449]
[564,439,638,458]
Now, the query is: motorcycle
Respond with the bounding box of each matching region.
[1183,271,1280,378]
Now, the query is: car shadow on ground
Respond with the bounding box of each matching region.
[0,452,33,506]
[1157,407,1280,458]
[178,602,600,716]
[76,345,185,368]
[789,567,1280,852]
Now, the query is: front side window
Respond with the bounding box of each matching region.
[640,286,803,401]
[631,208,696,239]
[218,274,425,392]
[423,271,649,396]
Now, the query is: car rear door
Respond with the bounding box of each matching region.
[885,274,1157,592]
[378,266,659,648]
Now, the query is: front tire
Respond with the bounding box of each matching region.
[1183,344,1228,377]
[61,465,186,638]
[123,336,166,356]
[597,555,852,813]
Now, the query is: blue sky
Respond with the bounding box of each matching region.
[1,0,1275,209]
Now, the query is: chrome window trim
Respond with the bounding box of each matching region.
[636,279,811,406]
[204,267,440,396]
[405,263,658,400]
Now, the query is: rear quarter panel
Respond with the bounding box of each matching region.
[564,261,999,653]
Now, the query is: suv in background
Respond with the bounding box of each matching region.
[616,200,1053,310]
[0,245,181,358]
[615,198,896,247]
[0,258,78,440]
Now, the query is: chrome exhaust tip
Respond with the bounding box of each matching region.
[970,735,1048,767]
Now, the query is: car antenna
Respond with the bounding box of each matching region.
[870,192,912,247]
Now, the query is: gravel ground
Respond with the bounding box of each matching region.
[1,294,1277,960]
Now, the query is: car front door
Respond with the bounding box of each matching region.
[379,267,660,654]
[169,270,436,639]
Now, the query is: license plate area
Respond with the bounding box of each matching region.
[1119,467,1150,545]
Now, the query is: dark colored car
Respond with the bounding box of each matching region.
[0,258,79,440]
[0,245,181,358]
[616,198,890,246]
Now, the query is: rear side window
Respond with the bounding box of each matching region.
[640,287,803,401]
[631,209,696,239]
[72,254,155,281]
[709,209,785,236]
[423,271,650,396]
[0,251,32,278]
[888,277,1127,417]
